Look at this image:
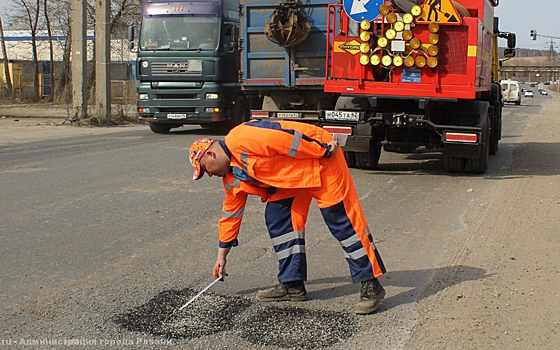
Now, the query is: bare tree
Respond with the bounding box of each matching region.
[50,0,71,101]
[43,0,54,102]
[10,0,42,100]
[0,13,14,100]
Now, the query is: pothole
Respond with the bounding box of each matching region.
[236,304,357,349]
[113,288,252,339]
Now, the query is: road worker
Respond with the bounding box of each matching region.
[189,120,387,314]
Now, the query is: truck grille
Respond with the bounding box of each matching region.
[150,62,202,76]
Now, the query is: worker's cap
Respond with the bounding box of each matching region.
[189,138,215,180]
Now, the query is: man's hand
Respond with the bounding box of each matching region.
[327,136,340,154]
[213,247,231,279]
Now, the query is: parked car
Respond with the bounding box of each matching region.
[525,90,534,98]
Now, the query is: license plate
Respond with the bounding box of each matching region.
[276,112,302,118]
[324,110,360,121]
[167,114,187,119]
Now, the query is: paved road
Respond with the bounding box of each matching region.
[0,95,547,349]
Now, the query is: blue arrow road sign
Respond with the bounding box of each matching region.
[343,0,384,23]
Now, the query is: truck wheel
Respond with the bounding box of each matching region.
[149,122,172,134]
[232,96,249,125]
[355,142,381,170]
[467,119,489,174]
[344,151,356,168]
[489,104,501,155]
[444,156,467,173]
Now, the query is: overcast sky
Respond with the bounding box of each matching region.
[0,0,557,50]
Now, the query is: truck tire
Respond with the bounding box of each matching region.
[355,141,381,170]
[489,104,501,155]
[467,117,489,174]
[344,151,356,168]
[444,156,466,173]
[233,96,249,124]
[149,122,172,134]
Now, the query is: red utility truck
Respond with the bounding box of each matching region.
[321,0,515,173]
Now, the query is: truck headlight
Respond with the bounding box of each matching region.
[205,93,219,100]
[138,93,149,100]
[206,107,220,113]
[141,61,149,68]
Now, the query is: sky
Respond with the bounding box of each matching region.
[0,0,558,50]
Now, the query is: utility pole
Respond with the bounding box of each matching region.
[95,0,111,122]
[0,14,13,101]
[71,0,87,119]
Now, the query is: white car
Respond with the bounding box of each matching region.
[525,90,534,98]
[541,90,548,96]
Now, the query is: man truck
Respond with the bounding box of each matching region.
[130,0,249,133]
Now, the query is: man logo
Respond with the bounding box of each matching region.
[167,63,187,73]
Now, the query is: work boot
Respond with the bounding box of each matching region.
[355,278,386,315]
[256,281,307,302]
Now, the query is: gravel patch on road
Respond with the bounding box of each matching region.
[114,289,358,349]
[113,288,252,339]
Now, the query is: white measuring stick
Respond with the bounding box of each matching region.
[178,276,223,311]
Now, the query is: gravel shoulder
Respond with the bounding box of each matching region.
[0,104,144,146]
[407,95,560,349]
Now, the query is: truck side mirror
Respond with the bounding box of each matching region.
[507,33,516,49]
[128,25,135,49]
[231,26,239,51]
[504,48,515,58]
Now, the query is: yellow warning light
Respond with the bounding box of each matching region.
[409,38,421,49]
[360,54,370,65]
[387,13,398,24]
[377,37,388,48]
[360,31,371,42]
[427,45,439,56]
[427,57,438,68]
[404,56,415,67]
[393,56,404,67]
[429,22,440,33]
[360,20,371,31]
[428,34,439,45]
[416,56,427,68]
[394,22,405,32]
[403,13,414,24]
[411,5,422,17]
[382,55,393,66]
[386,29,397,40]
[379,5,390,16]
[371,55,381,66]
[360,42,371,53]
[402,30,413,41]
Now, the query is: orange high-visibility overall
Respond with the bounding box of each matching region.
[219,120,385,283]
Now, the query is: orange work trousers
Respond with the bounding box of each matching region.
[265,149,386,283]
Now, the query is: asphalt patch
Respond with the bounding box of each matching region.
[113,288,252,339]
[115,289,357,348]
[236,304,357,349]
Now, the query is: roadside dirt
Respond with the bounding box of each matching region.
[407,95,560,349]
[0,103,145,146]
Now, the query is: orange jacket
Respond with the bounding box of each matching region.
[218,172,269,247]
[224,120,334,189]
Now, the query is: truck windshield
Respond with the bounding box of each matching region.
[140,16,219,51]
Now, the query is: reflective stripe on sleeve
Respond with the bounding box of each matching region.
[222,208,245,219]
[240,151,250,172]
[271,230,305,246]
[276,244,306,260]
[289,131,302,158]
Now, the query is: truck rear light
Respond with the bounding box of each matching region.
[251,111,269,118]
[445,133,478,143]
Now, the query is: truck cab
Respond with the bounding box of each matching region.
[133,0,248,133]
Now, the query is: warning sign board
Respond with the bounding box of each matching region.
[334,40,361,55]
[416,0,462,25]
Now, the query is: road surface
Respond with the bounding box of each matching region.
[0,92,558,349]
